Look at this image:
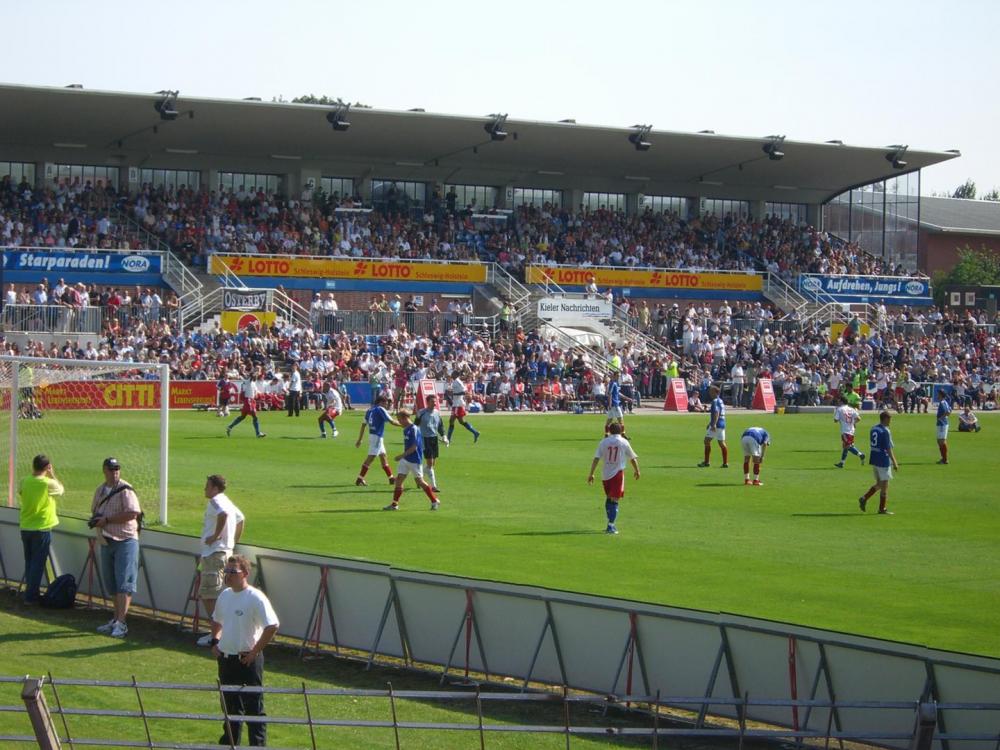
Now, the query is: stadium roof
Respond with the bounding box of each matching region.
[917,196,1000,236]
[0,83,961,205]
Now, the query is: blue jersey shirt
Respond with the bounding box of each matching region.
[741,427,770,445]
[709,397,726,429]
[608,381,621,407]
[936,398,952,426]
[869,424,894,467]
[402,424,423,464]
[365,406,392,437]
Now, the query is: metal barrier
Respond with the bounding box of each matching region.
[1,305,104,334]
[6,675,990,749]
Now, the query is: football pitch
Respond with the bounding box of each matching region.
[11,407,1000,658]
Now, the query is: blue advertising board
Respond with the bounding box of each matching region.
[798,274,932,305]
[2,249,163,287]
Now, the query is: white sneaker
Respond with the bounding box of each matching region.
[196,633,214,647]
[110,621,128,638]
[430,501,440,511]
[97,618,117,634]
[332,429,339,437]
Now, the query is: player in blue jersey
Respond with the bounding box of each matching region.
[384,409,441,511]
[698,385,729,468]
[935,394,951,465]
[604,371,631,437]
[859,411,900,514]
[740,427,770,486]
[355,394,401,486]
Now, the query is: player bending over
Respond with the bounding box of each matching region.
[588,423,640,535]
[446,372,480,443]
[740,427,771,485]
[384,409,440,511]
[859,410,899,514]
[355,394,400,486]
[318,379,344,438]
[833,395,865,468]
[698,385,728,468]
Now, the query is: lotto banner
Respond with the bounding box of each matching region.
[22,381,216,410]
[210,255,487,283]
[525,265,761,291]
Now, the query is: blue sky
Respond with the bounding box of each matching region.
[5,0,996,196]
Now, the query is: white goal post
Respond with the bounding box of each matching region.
[0,355,170,524]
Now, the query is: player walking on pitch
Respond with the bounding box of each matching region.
[588,423,640,534]
[416,394,448,492]
[226,369,266,438]
[833,396,865,467]
[936,394,951,464]
[446,372,480,443]
[740,427,771,485]
[698,385,729,468]
[859,411,900,514]
[604,370,630,437]
[355,394,401,485]
[318,379,343,438]
[384,409,441,511]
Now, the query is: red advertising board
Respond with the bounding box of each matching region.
[751,378,777,411]
[663,378,689,411]
[18,381,217,410]
[414,379,437,411]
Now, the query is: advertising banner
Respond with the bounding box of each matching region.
[22,381,216,410]
[222,288,271,311]
[211,256,486,283]
[525,265,761,292]
[2,250,162,274]
[536,297,612,324]
[798,274,932,304]
[220,310,277,333]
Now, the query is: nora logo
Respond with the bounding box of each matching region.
[905,281,925,296]
[801,276,823,292]
[121,255,151,272]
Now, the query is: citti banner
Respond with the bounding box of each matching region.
[525,265,762,291]
[11,381,217,410]
[210,256,486,283]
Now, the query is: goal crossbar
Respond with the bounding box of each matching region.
[0,355,171,524]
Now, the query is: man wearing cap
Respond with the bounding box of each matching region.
[18,454,64,604]
[91,458,143,639]
[197,475,245,647]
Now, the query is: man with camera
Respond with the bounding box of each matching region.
[90,457,142,639]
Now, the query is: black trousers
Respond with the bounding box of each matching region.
[218,653,266,746]
[286,391,301,416]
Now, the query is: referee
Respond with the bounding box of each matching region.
[416,393,449,492]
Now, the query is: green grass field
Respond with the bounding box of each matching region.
[8,407,1000,657]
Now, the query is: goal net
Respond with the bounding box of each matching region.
[0,356,170,525]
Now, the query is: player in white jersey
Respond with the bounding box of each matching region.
[587,423,640,535]
[318,380,344,438]
[446,372,480,443]
[833,396,865,468]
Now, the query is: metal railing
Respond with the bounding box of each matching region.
[1,304,104,334]
[8,674,986,749]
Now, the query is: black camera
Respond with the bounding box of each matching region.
[87,514,103,529]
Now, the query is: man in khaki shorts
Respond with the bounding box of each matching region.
[197,474,245,646]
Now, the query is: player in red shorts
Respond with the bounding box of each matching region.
[226,368,266,438]
[318,379,343,438]
[446,372,480,443]
[587,423,640,534]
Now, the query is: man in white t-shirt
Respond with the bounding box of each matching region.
[587,423,640,535]
[197,474,245,646]
[833,395,865,468]
[446,372,480,443]
[209,554,279,747]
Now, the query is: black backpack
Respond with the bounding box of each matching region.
[40,573,77,609]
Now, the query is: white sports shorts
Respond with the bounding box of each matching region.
[606,406,624,420]
[740,435,762,458]
[396,459,424,478]
[936,423,949,440]
[706,427,727,442]
[872,465,893,482]
[368,434,386,456]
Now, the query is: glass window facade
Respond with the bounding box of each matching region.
[0,161,35,186]
[822,171,920,270]
[703,198,749,218]
[765,202,807,223]
[444,184,498,211]
[321,176,355,200]
[54,164,118,189]
[370,179,426,217]
[582,192,625,212]
[641,195,686,215]
[512,188,562,209]
[218,172,282,195]
[139,168,200,191]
